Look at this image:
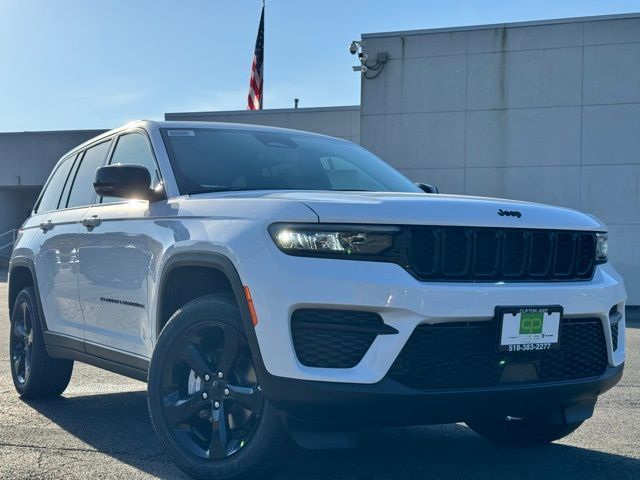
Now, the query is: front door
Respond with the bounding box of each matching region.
[76,131,164,358]
[77,201,157,356]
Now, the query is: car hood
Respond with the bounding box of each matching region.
[189,190,605,231]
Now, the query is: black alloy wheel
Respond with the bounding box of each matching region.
[148,295,293,480]
[159,321,264,460]
[10,300,34,386]
[9,286,74,398]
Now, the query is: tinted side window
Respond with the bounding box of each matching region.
[66,140,112,208]
[59,154,80,210]
[101,133,160,204]
[35,155,76,213]
[111,133,159,184]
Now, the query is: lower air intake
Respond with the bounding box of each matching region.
[291,309,393,368]
[388,318,608,389]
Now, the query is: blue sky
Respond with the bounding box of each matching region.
[1,0,639,132]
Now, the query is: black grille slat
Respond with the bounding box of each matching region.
[408,227,597,282]
[529,231,554,276]
[472,230,500,276]
[554,232,577,276]
[576,233,596,276]
[388,318,608,390]
[408,228,440,276]
[441,229,471,276]
[501,230,528,277]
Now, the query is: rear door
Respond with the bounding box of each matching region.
[77,131,164,358]
[31,139,113,339]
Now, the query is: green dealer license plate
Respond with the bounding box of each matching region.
[497,306,562,352]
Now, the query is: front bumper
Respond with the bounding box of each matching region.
[239,247,627,384]
[259,363,624,427]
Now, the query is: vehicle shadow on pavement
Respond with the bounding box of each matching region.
[24,390,640,480]
[24,391,189,479]
[281,424,640,479]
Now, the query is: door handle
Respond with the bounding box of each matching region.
[39,220,54,232]
[81,215,101,229]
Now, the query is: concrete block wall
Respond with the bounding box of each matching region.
[165,106,361,144]
[0,187,40,231]
[360,13,640,304]
[0,130,106,187]
[0,130,105,238]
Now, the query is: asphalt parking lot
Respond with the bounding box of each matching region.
[0,279,638,480]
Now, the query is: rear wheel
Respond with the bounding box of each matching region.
[148,295,292,480]
[466,417,584,446]
[9,286,73,398]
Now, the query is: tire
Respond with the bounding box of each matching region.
[9,286,74,398]
[466,417,584,446]
[148,294,293,480]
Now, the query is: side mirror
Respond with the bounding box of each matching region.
[416,182,439,194]
[94,164,161,201]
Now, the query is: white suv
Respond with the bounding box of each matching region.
[9,120,626,479]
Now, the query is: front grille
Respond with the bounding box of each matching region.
[407,227,597,282]
[388,318,608,390]
[291,309,393,368]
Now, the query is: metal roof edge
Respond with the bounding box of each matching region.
[165,105,360,119]
[362,12,640,39]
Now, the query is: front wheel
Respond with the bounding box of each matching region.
[466,417,584,446]
[147,295,292,480]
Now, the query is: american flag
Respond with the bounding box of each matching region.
[247,4,264,110]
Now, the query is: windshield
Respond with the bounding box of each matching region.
[160,127,421,194]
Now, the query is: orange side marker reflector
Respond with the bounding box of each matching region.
[243,286,259,327]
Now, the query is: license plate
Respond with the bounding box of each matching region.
[496,306,562,352]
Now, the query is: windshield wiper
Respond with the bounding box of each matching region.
[186,187,298,195]
[186,187,258,195]
[186,187,374,195]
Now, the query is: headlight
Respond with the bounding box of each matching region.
[596,233,608,263]
[270,224,399,257]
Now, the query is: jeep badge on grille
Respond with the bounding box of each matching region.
[498,209,522,218]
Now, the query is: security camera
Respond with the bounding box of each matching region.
[349,40,361,55]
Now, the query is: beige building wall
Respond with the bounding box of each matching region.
[359,13,640,303]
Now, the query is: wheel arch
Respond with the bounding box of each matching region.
[156,252,264,365]
[8,258,47,330]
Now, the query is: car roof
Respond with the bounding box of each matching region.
[61,119,345,159]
